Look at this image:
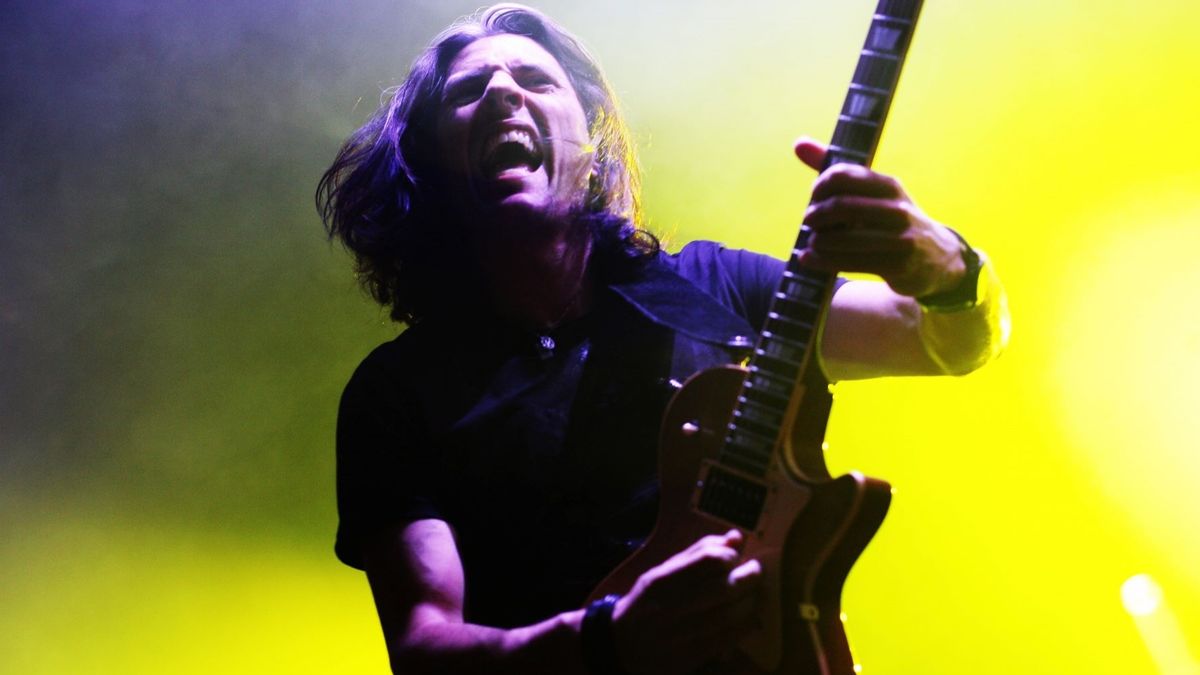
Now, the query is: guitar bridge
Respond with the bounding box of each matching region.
[694,461,769,531]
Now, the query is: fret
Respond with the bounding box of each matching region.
[735,397,785,430]
[768,297,819,327]
[764,312,814,342]
[779,275,822,298]
[776,286,821,309]
[733,410,781,441]
[878,0,920,18]
[742,384,790,412]
[726,426,775,463]
[843,90,886,122]
[832,118,880,155]
[835,117,883,152]
[759,339,804,364]
[860,49,900,62]
[752,353,803,382]
[866,22,906,53]
[758,338,806,369]
[826,144,869,159]
[825,146,870,167]
[729,403,787,437]
[852,53,900,91]
[849,81,893,97]
[762,329,808,355]
[728,421,777,449]
[745,367,794,401]
[780,270,825,303]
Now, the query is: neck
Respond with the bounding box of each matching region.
[473,214,594,330]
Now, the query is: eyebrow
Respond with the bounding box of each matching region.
[445,62,558,86]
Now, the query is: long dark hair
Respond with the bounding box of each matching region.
[316,4,656,325]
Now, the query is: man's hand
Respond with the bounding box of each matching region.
[610,530,762,675]
[793,137,966,299]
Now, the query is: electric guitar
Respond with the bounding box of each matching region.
[589,1,924,672]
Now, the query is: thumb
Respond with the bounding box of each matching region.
[793,136,827,173]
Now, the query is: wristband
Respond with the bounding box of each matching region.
[581,594,625,675]
[917,228,984,312]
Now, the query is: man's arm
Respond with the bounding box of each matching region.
[820,268,1008,380]
[364,519,585,675]
[792,138,1010,381]
[364,520,762,675]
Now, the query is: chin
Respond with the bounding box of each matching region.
[474,192,584,241]
[480,184,567,217]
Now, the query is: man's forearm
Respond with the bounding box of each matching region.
[388,609,589,675]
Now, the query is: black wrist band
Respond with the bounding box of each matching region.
[917,228,984,312]
[581,594,625,675]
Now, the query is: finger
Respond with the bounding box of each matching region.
[804,195,913,232]
[655,530,749,598]
[681,556,764,616]
[798,247,916,277]
[686,530,743,555]
[812,163,906,202]
[645,557,756,628]
[653,544,742,599]
[727,558,762,591]
[793,136,827,173]
[719,528,745,552]
[807,230,916,256]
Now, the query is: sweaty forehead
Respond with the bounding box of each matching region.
[446,34,569,80]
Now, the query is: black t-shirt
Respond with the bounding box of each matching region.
[334,241,829,627]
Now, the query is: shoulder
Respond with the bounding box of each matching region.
[663,240,784,283]
[340,322,443,410]
[662,241,787,302]
[657,241,785,330]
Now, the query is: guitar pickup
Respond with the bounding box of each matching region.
[694,461,770,532]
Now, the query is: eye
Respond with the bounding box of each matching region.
[444,77,485,106]
[517,68,557,91]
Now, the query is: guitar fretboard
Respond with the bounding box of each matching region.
[705,0,923,501]
[826,0,923,168]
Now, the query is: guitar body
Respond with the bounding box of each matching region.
[590,366,892,674]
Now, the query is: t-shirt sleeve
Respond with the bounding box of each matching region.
[671,240,846,331]
[711,244,787,331]
[334,346,444,570]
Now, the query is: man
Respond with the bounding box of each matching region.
[317,5,1008,674]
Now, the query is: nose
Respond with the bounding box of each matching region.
[483,72,524,112]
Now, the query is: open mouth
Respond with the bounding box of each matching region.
[480,128,544,177]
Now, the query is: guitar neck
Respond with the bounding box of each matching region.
[824,0,925,170]
[716,0,924,482]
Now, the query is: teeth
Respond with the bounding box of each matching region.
[483,129,538,159]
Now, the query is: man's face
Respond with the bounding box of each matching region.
[434,34,593,223]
